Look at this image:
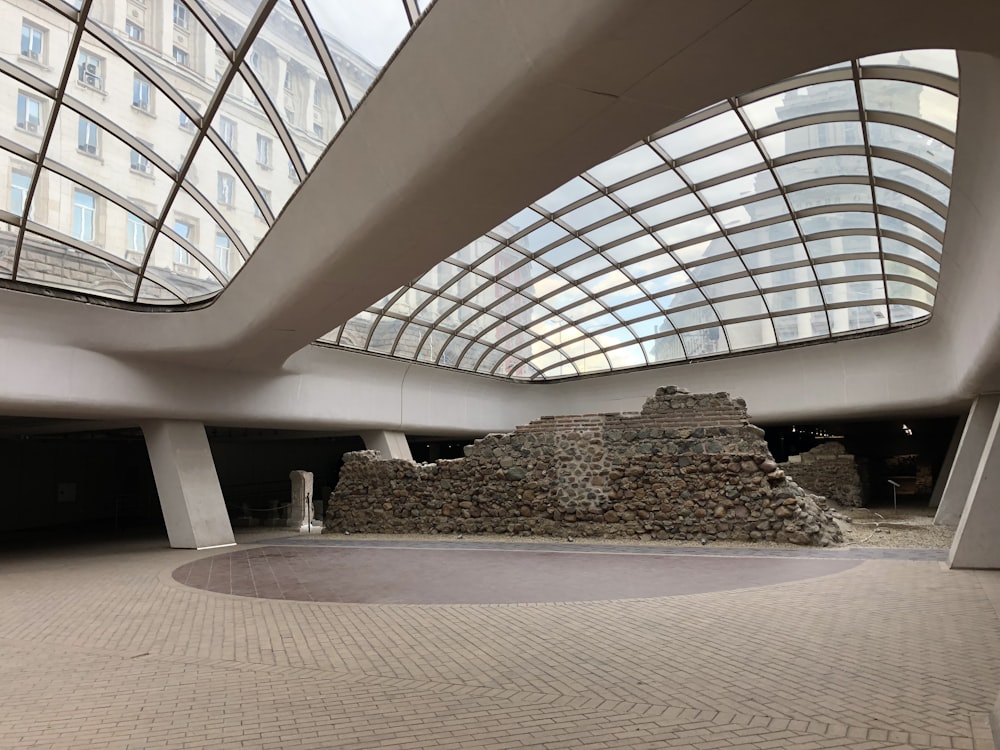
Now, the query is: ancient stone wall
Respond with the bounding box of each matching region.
[326,387,842,546]
[780,442,864,507]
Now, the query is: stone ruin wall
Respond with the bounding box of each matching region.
[779,442,864,507]
[327,387,843,546]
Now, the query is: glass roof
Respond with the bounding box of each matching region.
[324,50,957,380]
[0,0,419,304]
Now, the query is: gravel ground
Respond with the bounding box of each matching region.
[246,504,952,552]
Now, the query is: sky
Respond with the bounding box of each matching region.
[306,0,411,66]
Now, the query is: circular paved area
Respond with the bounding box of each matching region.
[172,542,863,603]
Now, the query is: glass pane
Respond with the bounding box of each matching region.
[871,157,950,205]
[760,121,864,159]
[715,295,768,320]
[890,304,931,325]
[741,81,858,130]
[614,170,684,207]
[788,184,872,212]
[875,187,946,231]
[680,327,725,357]
[725,319,776,350]
[679,142,762,184]
[699,170,778,206]
[644,335,686,363]
[535,177,596,213]
[715,196,788,229]
[773,311,830,342]
[17,230,137,300]
[776,155,869,186]
[338,311,377,347]
[587,145,662,186]
[798,211,876,235]
[656,110,746,158]
[868,123,953,173]
[560,196,621,230]
[861,80,957,132]
[394,323,427,358]
[765,285,823,312]
[860,50,957,78]
[636,193,702,228]
[828,303,889,334]
[10,5,72,87]
[741,243,807,270]
[143,231,222,302]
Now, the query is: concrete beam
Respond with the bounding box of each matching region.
[141,420,235,550]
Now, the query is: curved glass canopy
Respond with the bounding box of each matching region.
[325,50,957,380]
[0,0,418,304]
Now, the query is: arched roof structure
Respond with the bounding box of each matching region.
[0,0,1000,431]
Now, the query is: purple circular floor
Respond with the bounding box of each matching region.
[172,543,862,604]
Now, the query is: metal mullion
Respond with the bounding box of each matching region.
[41,160,157,223]
[11,0,93,280]
[697,186,784,216]
[61,97,177,179]
[177,179,250,259]
[239,65,307,179]
[140,266,196,302]
[754,111,861,140]
[288,0,352,125]
[503,213,550,246]
[584,161,678,195]
[25,221,139,273]
[203,129,272,240]
[853,59,894,319]
[647,100,732,141]
[180,0,238,60]
[869,147,952,188]
[792,202,872,219]
[769,145,867,171]
[402,0,422,25]
[734,67,853,108]
[158,224,229,286]
[885,297,934,313]
[883,274,937,296]
[882,255,940,281]
[872,184,949,223]
[83,25,201,124]
[876,206,945,244]
[726,99,832,342]
[0,135,40,163]
[859,65,959,96]
[37,0,78,19]
[778,174,869,194]
[0,60,60,98]
[879,230,941,262]
[872,178,948,220]
[865,111,955,148]
[135,1,274,301]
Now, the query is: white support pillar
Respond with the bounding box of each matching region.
[929,414,966,509]
[935,395,1000,527]
[949,400,1000,569]
[141,420,235,550]
[359,430,413,461]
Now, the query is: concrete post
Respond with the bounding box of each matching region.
[141,420,235,550]
[934,395,1000,526]
[359,430,413,461]
[929,414,966,509]
[949,401,1000,569]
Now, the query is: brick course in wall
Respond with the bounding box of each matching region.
[326,386,843,546]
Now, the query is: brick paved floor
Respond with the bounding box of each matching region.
[0,533,997,749]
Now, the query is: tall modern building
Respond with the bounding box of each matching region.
[0,0,997,572]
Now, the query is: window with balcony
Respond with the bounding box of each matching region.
[20,21,45,62]
[77,51,104,90]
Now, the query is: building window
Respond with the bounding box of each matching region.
[219,116,236,148]
[255,134,271,167]
[77,50,104,90]
[217,173,235,206]
[179,110,194,132]
[248,49,260,71]
[173,220,192,264]
[130,148,151,174]
[283,68,293,92]
[16,92,43,133]
[125,20,144,43]
[126,213,147,253]
[72,189,96,241]
[172,1,189,29]
[172,46,189,67]
[312,121,323,139]
[20,21,44,61]
[9,170,32,218]
[215,232,231,272]
[132,74,151,112]
[77,117,99,155]
[287,159,298,181]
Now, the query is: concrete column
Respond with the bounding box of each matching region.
[934,394,1000,526]
[949,400,1000,569]
[141,420,235,550]
[359,430,413,461]
[928,414,966,509]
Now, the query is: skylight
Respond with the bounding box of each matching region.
[324,50,957,380]
[0,0,418,304]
